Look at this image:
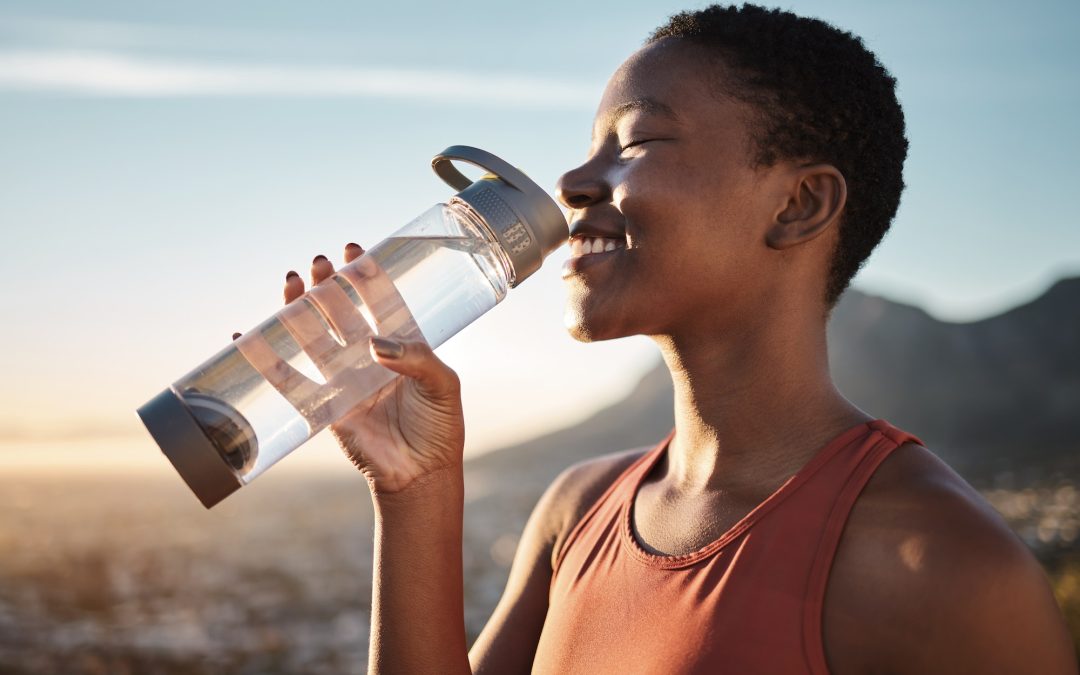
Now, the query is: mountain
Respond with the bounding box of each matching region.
[468,277,1080,493]
[826,276,1080,479]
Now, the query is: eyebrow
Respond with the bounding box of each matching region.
[592,98,680,142]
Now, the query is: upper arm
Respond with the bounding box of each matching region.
[846,447,1075,673]
[834,445,1078,674]
[945,542,1079,674]
[468,450,644,675]
[903,510,1078,674]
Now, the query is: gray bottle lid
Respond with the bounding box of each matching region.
[432,146,567,286]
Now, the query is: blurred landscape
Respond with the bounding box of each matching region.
[1,280,1078,673]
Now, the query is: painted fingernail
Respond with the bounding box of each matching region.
[232,332,242,341]
[286,270,300,280]
[346,242,363,251]
[313,254,328,264]
[370,337,404,360]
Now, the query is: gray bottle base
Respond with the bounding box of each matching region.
[137,388,242,509]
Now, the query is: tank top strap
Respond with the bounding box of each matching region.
[552,431,674,577]
[802,419,925,674]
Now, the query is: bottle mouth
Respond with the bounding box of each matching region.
[181,391,258,475]
[449,196,517,287]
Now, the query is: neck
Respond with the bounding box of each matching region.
[652,299,871,495]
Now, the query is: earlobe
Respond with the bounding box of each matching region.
[765,165,847,250]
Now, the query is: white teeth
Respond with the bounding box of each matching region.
[569,236,625,258]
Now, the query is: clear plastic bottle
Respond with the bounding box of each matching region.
[137,147,566,508]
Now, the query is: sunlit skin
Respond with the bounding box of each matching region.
[557,39,866,502]
[560,44,840,346]
[274,37,1076,675]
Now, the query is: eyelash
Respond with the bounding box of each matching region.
[618,139,653,154]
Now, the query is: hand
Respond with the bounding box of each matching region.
[239,243,466,495]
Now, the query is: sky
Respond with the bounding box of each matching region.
[0,0,1078,475]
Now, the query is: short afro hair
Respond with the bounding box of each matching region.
[649,4,908,310]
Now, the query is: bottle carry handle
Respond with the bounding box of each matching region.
[431,145,532,193]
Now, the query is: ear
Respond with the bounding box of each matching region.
[765,164,847,250]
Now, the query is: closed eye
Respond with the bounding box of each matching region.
[619,139,654,153]
[618,138,676,159]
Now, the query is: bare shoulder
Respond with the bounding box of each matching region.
[845,440,1019,559]
[468,445,655,672]
[469,444,655,671]
[825,441,1077,674]
[536,446,652,565]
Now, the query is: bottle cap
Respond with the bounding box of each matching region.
[431,146,567,286]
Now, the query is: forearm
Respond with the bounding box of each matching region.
[368,468,471,675]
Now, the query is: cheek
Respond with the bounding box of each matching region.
[613,158,767,283]
[617,178,716,264]
[615,178,684,250]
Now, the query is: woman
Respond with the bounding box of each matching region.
[280,5,1075,674]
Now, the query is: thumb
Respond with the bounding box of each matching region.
[369,337,460,398]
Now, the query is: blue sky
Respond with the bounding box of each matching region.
[1,0,1077,464]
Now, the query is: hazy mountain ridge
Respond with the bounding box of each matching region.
[827,276,1080,478]
[470,276,1080,489]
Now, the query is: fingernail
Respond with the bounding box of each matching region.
[313,254,328,264]
[346,242,363,251]
[232,332,242,341]
[370,337,404,360]
[286,270,300,280]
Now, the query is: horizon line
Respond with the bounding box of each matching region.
[1,271,1077,446]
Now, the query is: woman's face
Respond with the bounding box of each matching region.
[558,39,790,343]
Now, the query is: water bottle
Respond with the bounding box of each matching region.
[137,146,567,508]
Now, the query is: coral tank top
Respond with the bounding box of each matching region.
[532,419,925,674]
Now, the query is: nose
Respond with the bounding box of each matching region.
[556,158,609,210]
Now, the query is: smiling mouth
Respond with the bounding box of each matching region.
[568,236,626,258]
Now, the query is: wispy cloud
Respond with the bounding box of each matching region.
[0,14,330,53]
[0,50,597,108]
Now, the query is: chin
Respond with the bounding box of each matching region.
[565,322,598,343]
[563,305,593,342]
[563,304,633,343]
